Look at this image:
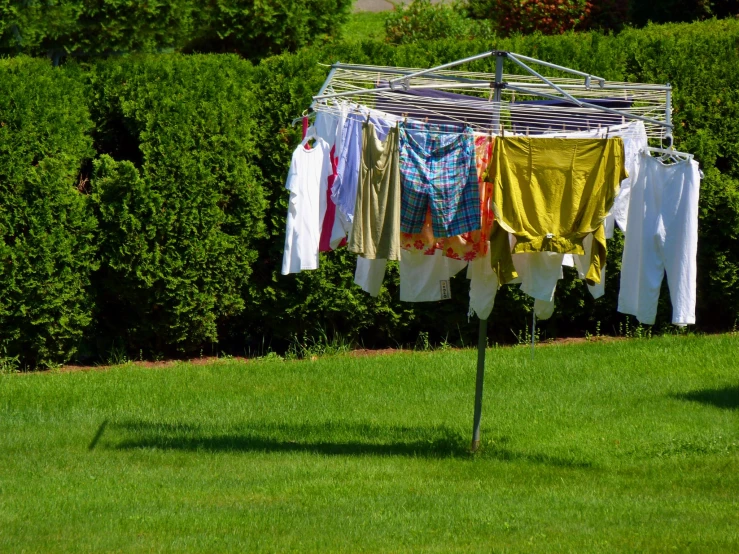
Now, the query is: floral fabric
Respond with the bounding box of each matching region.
[400,135,494,260]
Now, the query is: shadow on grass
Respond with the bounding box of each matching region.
[93,419,593,467]
[673,384,739,410]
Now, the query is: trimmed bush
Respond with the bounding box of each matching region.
[0,0,196,59]
[0,57,97,368]
[188,0,352,60]
[0,0,352,61]
[89,55,266,356]
[465,0,592,36]
[384,0,492,45]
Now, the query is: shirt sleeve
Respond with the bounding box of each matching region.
[285,152,298,192]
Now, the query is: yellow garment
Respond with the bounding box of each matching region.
[488,137,626,285]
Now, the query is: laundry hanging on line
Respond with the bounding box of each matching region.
[281,101,700,327]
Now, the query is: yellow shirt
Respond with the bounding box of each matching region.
[488,137,627,285]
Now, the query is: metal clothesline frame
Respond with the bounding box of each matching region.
[302,50,675,452]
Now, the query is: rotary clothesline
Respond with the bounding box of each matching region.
[283,51,699,451]
[305,51,673,143]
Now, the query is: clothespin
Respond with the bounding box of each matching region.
[526,127,529,137]
[500,123,505,137]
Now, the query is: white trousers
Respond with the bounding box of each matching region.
[618,153,700,326]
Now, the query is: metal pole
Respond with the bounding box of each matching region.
[491,52,505,132]
[531,310,536,360]
[308,65,339,111]
[471,318,487,452]
[665,84,673,147]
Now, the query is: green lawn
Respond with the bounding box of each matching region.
[343,11,387,42]
[1,334,738,552]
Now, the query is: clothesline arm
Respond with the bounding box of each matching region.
[509,52,606,86]
[386,50,497,89]
[505,54,584,107]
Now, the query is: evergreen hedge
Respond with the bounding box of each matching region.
[0,18,737,366]
[0,58,97,368]
[89,55,266,357]
[0,0,351,61]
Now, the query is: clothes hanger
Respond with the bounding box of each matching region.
[301,125,318,148]
[643,145,693,162]
[291,108,313,128]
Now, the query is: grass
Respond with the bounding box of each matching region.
[1,334,738,552]
[343,11,387,42]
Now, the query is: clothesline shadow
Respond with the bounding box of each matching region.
[672,384,739,410]
[93,419,593,468]
[103,420,470,459]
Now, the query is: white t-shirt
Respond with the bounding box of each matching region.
[281,137,332,274]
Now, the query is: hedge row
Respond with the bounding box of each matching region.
[0,0,351,61]
[1,18,738,366]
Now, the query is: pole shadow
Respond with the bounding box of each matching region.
[92,419,594,468]
[672,384,739,410]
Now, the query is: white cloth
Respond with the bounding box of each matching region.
[572,233,606,300]
[618,153,700,326]
[400,249,467,302]
[512,252,565,302]
[466,247,498,319]
[281,136,332,275]
[534,299,555,320]
[354,257,387,297]
[329,207,351,250]
[314,110,340,149]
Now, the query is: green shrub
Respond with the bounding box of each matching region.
[384,0,492,45]
[0,0,196,59]
[0,0,352,61]
[0,57,97,368]
[89,55,267,356]
[188,0,352,61]
[464,0,591,36]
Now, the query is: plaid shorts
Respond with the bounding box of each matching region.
[399,121,480,238]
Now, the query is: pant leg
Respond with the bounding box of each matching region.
[661,160,700,325]
[625,156,666,325]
